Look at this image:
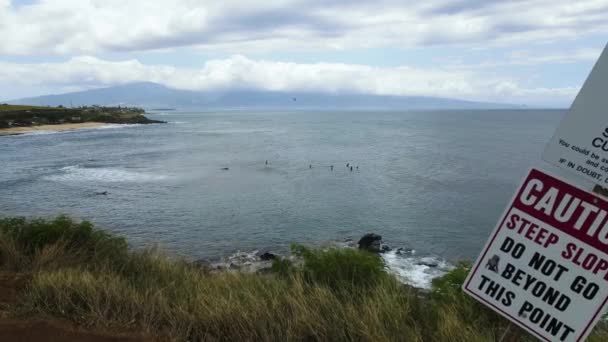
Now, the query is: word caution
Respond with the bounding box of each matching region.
[463,169,608,342]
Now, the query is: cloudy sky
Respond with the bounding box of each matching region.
[0,0,607,106]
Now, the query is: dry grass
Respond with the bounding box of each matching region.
[1,216,607,341]
[23,268,424,341]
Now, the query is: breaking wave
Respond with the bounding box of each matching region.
[381,250,454,289]
[11,124,141,137]
[44,165,168,183]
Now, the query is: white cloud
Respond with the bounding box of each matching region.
[470,48,604,68]
[0,55,578,105]
[0,0,606,54]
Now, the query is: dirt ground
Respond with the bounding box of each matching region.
[0,272,153,342]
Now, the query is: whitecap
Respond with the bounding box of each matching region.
[44,165,167,183]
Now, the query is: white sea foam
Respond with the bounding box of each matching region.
[210,250,277,273]
[13,124,140,137]
[19,130,64,136]
[86,124,126,130]
[80,124,143,131]
[382,250,454,289]
[211,244,453,289]
[44,165,167,183]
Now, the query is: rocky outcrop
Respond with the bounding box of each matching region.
[259,252,277,261]
[416,257,439,268]
[120,115,166,124]
[358,233,383,253]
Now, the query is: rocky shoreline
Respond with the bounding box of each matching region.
[199,233,454,289]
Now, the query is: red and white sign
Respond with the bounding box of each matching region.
[463,168,608,342]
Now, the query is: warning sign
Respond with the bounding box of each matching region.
[543,44,608,184]
[463,168,608,342]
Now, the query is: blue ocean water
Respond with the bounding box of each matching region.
[0,110,564,267]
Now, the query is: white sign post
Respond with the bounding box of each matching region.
[463,168,608,342]
[543,44,608,184]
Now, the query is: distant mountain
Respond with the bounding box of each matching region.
[7,82,519,110]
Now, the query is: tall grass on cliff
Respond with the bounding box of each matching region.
[1,216,607,341]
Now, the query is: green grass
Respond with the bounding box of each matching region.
[0,104,49,112]
[0,216,607,341]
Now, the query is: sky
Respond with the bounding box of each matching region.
[0,0,607,107]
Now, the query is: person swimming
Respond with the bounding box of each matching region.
[309,164,312,169]
[265,160,268,165]
[346,163,350,168]
[330,165,334,171]
[350,166,353,172]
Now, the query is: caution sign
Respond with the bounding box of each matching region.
[463,168,608,342]
[543,44,608,184]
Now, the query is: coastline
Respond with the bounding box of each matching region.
[0,122,109,136]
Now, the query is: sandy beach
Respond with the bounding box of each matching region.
[0,122,109,136]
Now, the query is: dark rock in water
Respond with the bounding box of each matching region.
[396,247,414,255]
[229,262,239,270]
[259,252,277,261]
[380,245,391,253]
[127,115,167,124]
[358,233,383,253]
[221,167,229,171]
[417,260,439,268]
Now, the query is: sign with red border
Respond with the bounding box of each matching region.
[463,168,608,342]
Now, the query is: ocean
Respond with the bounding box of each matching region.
[0,109,566,287]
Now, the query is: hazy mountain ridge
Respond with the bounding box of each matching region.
[7,82,520,109]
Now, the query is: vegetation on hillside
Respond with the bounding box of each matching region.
[0,104,163,128]
[0,216,606,341]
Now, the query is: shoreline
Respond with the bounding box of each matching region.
[0,122,110,136]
